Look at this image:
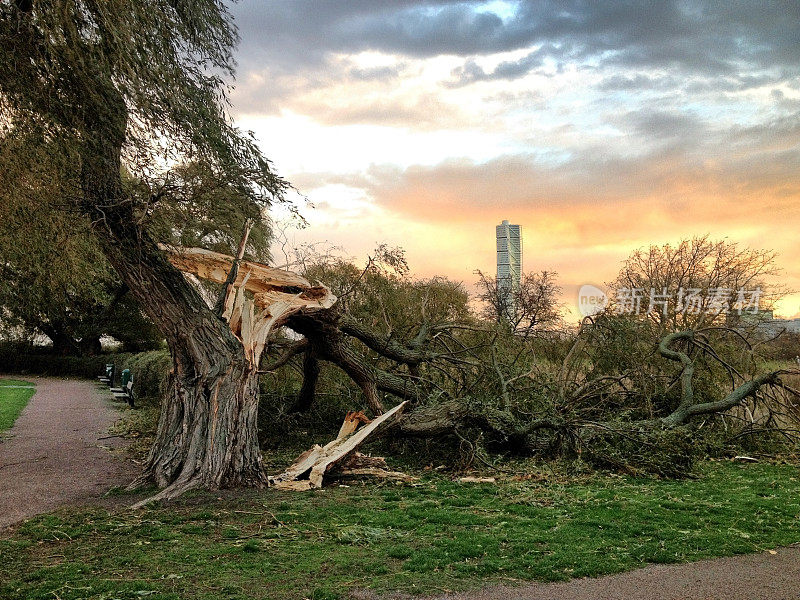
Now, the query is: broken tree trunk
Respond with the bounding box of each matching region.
[272,401,409,490]
[127,245,337,505]
[161,245,336,367]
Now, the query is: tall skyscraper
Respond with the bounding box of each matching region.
[496,219,522,300]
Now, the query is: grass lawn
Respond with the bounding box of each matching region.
[0,461,798,599]
[0,379,35,433]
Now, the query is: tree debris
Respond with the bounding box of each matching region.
[161,244,336,366]
[272,401,410,490]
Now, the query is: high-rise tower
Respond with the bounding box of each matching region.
[496,219,522,296]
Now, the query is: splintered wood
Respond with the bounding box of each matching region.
[163,245,413,490]
[272,401,413,490]
[161,245,336,365]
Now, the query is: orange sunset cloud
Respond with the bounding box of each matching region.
[226,1,800,320]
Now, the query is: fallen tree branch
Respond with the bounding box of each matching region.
[662,371,782,427]
[272,401,408,490]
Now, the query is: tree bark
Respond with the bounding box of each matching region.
[77,77,266,503]
[661,371,781,428]
[96,216,268,502]
[288,312,388,414]
[133,354,264,503]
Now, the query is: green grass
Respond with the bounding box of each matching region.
[0,462,798,599]
[0,379,35,432]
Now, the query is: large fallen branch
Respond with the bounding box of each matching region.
[658,330,785,428]
[272,401,409,490]
[164,245,438,415]
[160,247,799,479]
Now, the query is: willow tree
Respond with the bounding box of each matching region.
[0,145,270,354]
[0,1,288,498]
[0,130,162,354]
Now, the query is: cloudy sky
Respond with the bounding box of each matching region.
[227,0,800,319]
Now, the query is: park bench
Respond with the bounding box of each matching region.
[111,369,133,408]
[112,374,135,408]
[109,368,129,393]
[97,363,115,386]
[110,369,134,407]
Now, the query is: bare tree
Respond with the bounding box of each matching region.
[610,236,784,333]
[476,270,563,333]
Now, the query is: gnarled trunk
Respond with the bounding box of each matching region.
[4,0,283,504]
[93,222,269,503]
[94,223,270,502]
[136,349,265,503]
[143,245,337,501]
[77,80,267,503]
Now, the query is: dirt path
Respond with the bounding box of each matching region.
[0,377,138,529]
[352,546,800,600]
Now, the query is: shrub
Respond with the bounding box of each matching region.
[0,342,109,378]
[0,342,170,401]
[118,350,171,400]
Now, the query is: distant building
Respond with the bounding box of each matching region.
[496,220,522,311]
[729,309,800,336]
[761,317,800,335]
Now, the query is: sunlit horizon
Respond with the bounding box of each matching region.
[228,1,800,322]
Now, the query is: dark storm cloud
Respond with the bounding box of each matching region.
[230,0,528,71]
[231,0,800,78]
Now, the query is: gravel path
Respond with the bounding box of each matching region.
[353,546,800,600]
[0,377,138,529]
[409,546,800,600]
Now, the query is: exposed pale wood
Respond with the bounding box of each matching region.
[309,401,407,488]
[272,445,324,487]
[273,480,316,491]
[337,411,371,439]
[240,297,254,359]
[162,245,313,295]
[333,467,417,482]
[733,455,759,463]
[226,272,250,328]
[161,245,337,367]
[274,401,408,490]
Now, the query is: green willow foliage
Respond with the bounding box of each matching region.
[0,0,288,221]
[0,1,283,350]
